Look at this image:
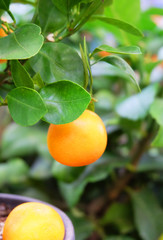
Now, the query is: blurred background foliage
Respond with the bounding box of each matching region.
[0,0,163,239]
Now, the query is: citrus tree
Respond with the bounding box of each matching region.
[0,0,163,239]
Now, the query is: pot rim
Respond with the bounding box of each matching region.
[0,193,75,240]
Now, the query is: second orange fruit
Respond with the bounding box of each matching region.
[47,110,107,167]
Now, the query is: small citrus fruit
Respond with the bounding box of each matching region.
[98,51,110,57]
[0,27,7,64]
[3,202,65,240]
[47,109,107,167]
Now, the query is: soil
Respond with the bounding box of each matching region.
[0,203,11,240]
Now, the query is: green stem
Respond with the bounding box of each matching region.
[7,10,16,23]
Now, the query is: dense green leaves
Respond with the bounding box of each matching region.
[130,189,163,240]
[29,42,84,85]
[38,0,66,34]
[90,45,142,57]
[116,84,159,120]
[59,154,128,207]
[150,99,163,126]
[40,80,91,124]
[92,16,143,37]
[0,24,44,60]
[11,60,34,88]
[7,87,47,126]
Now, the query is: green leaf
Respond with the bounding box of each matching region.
[103,55,140,91]
[59,154,128,207]
[52,0,81,14]
[91,16,143,37]
[150,99,163,126]
[116,84,159,120]
[7,87,47,126]
[33,73,44,88]
[0,24,44,60]
[40,80,91,124]
[29,42,84,85]
[91,45,142,57]
[100,202,134,234]
[0,158,29,187]
[1,124,47,159]
[11,60,34,88]
[38,0,66,34]
[0,0,10,10]
[103,0,141,44]
[129,188,163,240]
[151,127,163,148]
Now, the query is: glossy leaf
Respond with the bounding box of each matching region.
[38,0,66,34]
[151,127,163,148]
[130,188,163,240]
[29,42,84,85]
[59,154,129,207]
[103,55,140,91]
[7,87,47,126]
[91,16,143,37]
[91,45,142,57]
[11,60,34,88]
[0,158,29,187]
[116,84,159,120]
[0,24,44,60]
[40,80,91,124]
[150,99,163,126]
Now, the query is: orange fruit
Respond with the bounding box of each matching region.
[98,51,110,57]
[3,202,65,240]
[0,27,7,64]
[47,109,107,167]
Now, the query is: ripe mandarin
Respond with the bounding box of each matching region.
[3,202,65,240]
[47,109,107,167]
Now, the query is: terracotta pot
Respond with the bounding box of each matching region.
[0,193,75,240]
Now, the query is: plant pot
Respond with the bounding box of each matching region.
[0,193,75,240]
